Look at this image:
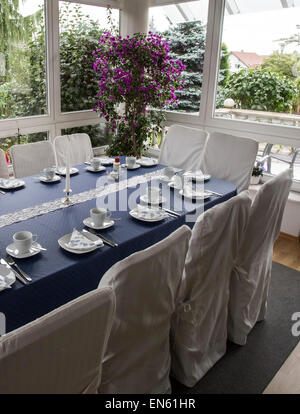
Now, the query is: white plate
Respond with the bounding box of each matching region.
[140,194,167,206]
[85,166,106,173]
[0,264,16,292]
[122,164,141,170]
[179,189,211,200]
[0,179,25,190]
[39,175,61,183]
[183,172,211,182]
[6,242,43,259]
[83,217,115,230]
[56,167,79,176]
[136,158,158,167]
[58,231,103,254]
[129,207,168,222]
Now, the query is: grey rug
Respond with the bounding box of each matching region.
[172,262,300,394]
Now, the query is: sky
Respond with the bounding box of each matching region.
[20,0,300,55]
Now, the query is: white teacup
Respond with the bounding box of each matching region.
[126,156,136,169]
[90,158,101,170]
[147,187,161,202]
[90,208,111,227]
[13,231,38,254]
[163,167,176,179]
[43,167,56,181]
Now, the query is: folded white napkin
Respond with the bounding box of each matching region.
[0,275,11,290]
[66,229,97,250]
[0,178,14,188]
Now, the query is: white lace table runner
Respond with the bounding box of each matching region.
[0,170,163,229]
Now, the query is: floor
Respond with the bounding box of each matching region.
[265,235,300,393]
[273,234,300,271]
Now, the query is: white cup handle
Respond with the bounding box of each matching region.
[32,234,38,242]
[106,211,112,219]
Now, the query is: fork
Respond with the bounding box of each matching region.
[6,255,32,282]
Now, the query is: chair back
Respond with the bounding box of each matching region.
[10,141,56,178]
[171,192,251,386]
[200,132,258,192]
[98,225,192,394]
[54,133,93,167]
[228,169,292,345]
[0,149,9,179]
[159,125,208,171]
[0,287,115,394]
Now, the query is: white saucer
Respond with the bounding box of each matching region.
[58,231,103,254]
[85,158,114,166]
[129,207,168,222]
[183,172,211,182]
[122,164,141,170]
[86,166,106,173]
[179,189,211,200]
[56,167,79,176]
[0,179,25,190]
[140,194,167,206]
[157,175,174,183]
[39,175,61,183]
[168,181,182,190]
[6,242,43,259]
[0,264,16,292]
[83,217,115,230]
[136,158,158,167]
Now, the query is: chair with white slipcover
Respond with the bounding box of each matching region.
[10,141,56,178]
[0,149,9,179]
[200,132,258,192]
[98,225,192,394]
[171,192,251,387]
[159,125,208,171]
[54,133,93,167]
[228,169,292,346]
[0,287,115,394]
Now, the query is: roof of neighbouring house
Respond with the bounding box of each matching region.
[231,51,269,69]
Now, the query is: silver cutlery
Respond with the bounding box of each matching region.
[163,208,181,218]
[0,258,28,285]
[206,190,223,197]
[6,255,32,282]
[83,228,118,247]
[0,190,6,195]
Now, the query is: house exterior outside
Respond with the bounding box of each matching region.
[229,51,269,73]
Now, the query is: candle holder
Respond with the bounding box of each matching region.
[63,189,73,205]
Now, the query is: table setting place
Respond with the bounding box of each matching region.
[0,177,25,194]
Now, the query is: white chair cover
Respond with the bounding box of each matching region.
[159,125,208,171]
[0,287,115,394]
[200,132,258,192]
[54,133,93,167]
[98,225,192,394]
[171,192,251,387]
[0,149,9,179]
[228,169,292,345]
[10,141,56,178]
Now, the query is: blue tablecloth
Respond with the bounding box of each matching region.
[0,160,237,333]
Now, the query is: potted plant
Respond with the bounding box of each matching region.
[251,165,264,185]
[93,31,185,157]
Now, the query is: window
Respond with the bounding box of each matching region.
[59,1,119,113]
[61,123,112,148]
[214,0,300,129]
[149,0,209,114]
[0,0,47,119]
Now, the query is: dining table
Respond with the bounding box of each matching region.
[0,157,237,334]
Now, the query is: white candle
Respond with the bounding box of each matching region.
[65,138,71,193]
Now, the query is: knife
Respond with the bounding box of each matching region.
[163,208,181,217]
[0,258,28,285]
